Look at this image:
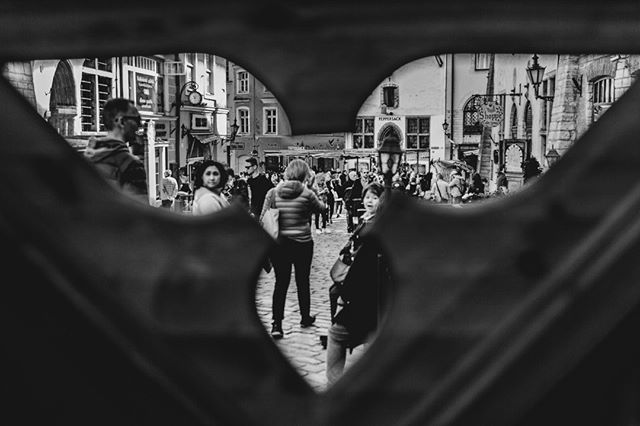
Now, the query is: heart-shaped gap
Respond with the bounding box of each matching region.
[5,51,631,392]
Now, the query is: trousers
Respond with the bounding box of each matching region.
[271,237,314,322]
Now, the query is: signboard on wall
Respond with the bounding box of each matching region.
[479,101,504,128]
[136,74,155,112]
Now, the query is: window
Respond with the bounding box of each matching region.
[237,107,250,134]
[81,58,114,132]
[510,103,518,138]
[463,96,483,135]
[475,53,491,70]
[191,114,210,131]
[353,117,374,149]
[263,107,278,134]
[185,53,196,83]
[204,54,214,94]
[237,70,249,94]
[593,76,614,122]
[406,117,430,149]
[381,84,399,108]
[540,77,554,131]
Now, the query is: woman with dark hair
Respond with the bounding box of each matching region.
[192,160,230,215]
[326,182,391,384]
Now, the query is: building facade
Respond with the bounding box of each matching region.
[226,62,346,173]
[3,54,229,204]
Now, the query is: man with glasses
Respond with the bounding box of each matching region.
[245,157,273,218]
[84,98,148,203]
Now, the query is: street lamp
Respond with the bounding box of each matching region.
[174,79,199,179]
[377,135,403,190]
[442,120,450,137]
[526,54,554,101]
[544,145,560,168]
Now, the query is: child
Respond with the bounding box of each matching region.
[326,182,388,384]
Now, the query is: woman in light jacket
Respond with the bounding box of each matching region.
[261,159,327,339]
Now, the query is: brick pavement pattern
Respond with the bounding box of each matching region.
[255,212,367,391]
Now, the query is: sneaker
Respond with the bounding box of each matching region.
[271,322,283,339]
[316,229,323,234]
[300,315,317,328]
[324,228,332,234]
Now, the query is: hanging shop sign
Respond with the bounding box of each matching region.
[478,101,504,128]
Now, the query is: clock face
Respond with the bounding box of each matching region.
[188,91,202,105]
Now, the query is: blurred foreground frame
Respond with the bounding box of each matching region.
[3,1,640,426]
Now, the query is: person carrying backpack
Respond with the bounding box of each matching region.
[326,182,391,384]
[84,98,148,204]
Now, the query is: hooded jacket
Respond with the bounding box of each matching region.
[261,180,325,243]
[84,137,148,202]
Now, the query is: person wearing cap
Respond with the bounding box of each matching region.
[245,157,273,218]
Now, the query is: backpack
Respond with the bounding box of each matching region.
[94,152,136,188]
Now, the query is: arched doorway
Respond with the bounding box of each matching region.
[49,60,76,136]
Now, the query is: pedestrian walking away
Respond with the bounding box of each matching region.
[84,98,148,204]
[260,159,327,340]
[191,160,230,215]
[160,169,178,209]
[246,157,274,218]
[326,182,392,385]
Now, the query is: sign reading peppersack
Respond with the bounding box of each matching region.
[478,101,504,128]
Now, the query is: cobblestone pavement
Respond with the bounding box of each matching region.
[255,211,366,392]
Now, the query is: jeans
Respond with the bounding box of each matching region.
[271,237,314,322]
[326,323,368,385]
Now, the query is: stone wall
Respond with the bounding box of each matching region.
[2,61,36,107]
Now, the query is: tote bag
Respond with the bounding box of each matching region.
[261,190,279,239]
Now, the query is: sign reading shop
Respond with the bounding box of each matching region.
[479,101,504,128]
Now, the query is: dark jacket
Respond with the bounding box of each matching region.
[248,173,274,216]
[85,137,148,202]
[333,218,391,347]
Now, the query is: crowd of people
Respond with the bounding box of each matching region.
[86,97,515,386]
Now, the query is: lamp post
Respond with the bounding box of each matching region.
[377,135,403,191]
[174,79,199,179]
[226,118,239,167]
[544,145,560,168]
[526,54,554,101]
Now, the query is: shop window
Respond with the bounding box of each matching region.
[125,56,163,113]
[406,116,430,149]
[354,117,374,149]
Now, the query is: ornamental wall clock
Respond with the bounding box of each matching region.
[188,90,202,106]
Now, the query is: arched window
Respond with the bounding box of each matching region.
[592,76,615,122]
[510,103,518,139]
[49,60,76,136]
[50,60,75,109]
[523,101,532,140]
[463,96,483,135]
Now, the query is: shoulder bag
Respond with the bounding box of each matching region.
[261,189,279,239]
